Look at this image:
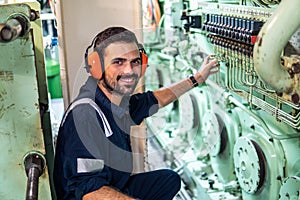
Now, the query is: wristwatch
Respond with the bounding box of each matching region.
[189,75,198,87]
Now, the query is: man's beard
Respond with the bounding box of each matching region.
[103,73,139,96]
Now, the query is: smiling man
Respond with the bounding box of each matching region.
[53,27,219,200]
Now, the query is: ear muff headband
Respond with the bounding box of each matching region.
[85,39,148,79]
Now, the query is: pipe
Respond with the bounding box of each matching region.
[23,151,46,200]
[206,80,300,139]
[253,0,300,95]
[26,167,41,200]
[227,95,300,140]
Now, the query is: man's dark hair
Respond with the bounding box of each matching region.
[93,27,139,57]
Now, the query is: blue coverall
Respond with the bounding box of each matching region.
[54,77,181,200]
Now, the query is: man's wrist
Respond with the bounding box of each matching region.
[189,73,205,88]
[194,73,205,85]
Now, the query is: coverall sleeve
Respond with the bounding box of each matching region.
[129,91,159,124]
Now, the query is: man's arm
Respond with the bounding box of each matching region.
[153,56,219,108]
[83,186,136,200]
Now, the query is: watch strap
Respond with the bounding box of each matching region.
[189,75,198,87]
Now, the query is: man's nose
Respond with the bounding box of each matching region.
[122,61,134,74]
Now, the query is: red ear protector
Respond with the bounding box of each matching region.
[141,51,148,77]
[138,43,148,77]
[87,51,103,79]
[85,39,148,79]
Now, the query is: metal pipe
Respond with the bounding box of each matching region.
[23,151,46,200]
[26,166,41,200]
[206,80,300,139]
[253,0,300,95]
[228,95,300,140]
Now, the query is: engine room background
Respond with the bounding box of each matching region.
[55,0,300,199]
[0,0,299,199]
[142,0,300,199]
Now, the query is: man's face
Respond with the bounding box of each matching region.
[102,42,141,96]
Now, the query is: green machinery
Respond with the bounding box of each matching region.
[0,0,299,199]
[0,2,55,200]
[144,0,300,199]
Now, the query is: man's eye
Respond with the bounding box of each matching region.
[132,59,141,66]
[113,60,123,65]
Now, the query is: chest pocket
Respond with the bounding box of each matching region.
[61,98,113,137]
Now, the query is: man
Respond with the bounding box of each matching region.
[54,26,219,200]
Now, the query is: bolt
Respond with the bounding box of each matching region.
[276,175,282,181]
[285,193,290,198]
[288,69,294,78]
[292,62,300,74]
[200,172,208,180]
[291,93,299,104]
[276,91,283,97]
[30,9,39,21]
[208,179,215,189]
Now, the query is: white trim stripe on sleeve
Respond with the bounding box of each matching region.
[77,158,104,173]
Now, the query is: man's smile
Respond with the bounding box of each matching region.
[117,74,138,85]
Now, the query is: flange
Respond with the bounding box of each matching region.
[233,136,265,194]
